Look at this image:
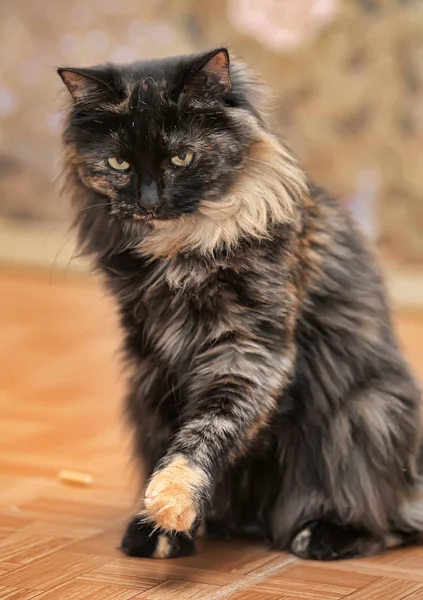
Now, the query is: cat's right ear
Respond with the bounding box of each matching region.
[57,67,112,101]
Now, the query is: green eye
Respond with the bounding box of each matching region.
[171,152,193,167]
[107,157,130,171]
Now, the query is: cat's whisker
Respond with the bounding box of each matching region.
[49,227,77,285]
[40,217,71,251]
[79,202,110,213]
[63,244,79,280]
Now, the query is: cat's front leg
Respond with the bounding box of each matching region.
[122,360,197,558]
[143,338,295,532]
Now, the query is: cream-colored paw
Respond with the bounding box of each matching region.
[143,456,205,532]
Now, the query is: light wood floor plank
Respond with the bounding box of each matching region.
[1,268,423,599]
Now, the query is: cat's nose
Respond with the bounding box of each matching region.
[139,182,159,213]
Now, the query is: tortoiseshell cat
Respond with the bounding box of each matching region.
[58,49,423,561]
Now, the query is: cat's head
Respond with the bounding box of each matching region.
[59,49,306,259]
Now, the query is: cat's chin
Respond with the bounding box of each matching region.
[128,214,180,224]
[110,210,153,223]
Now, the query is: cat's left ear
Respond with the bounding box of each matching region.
[184,49,231,99]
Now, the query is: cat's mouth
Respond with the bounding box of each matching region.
[133,214,153,222]
[109,206,158,222]
[110,206,182,224]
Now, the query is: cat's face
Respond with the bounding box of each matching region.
[59,49,305,259]
[60,50,256,223]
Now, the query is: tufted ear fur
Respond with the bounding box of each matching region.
[58,67,114,101]
[183,48,231,100]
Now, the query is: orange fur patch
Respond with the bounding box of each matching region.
[143,455,206,532]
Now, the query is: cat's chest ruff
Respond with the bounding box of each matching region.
[139,259,241,365]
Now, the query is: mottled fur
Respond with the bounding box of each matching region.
[59,49,423,561]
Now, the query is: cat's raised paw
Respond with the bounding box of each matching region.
[143,455,205,532]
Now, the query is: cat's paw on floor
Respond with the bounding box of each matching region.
[291,521,382,561]
[121,517,195,558]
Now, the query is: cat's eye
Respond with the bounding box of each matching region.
[107,157,130,171]
[170,152,194,167]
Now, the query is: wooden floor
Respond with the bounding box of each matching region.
[1,267,423,600]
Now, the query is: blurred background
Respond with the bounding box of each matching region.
[0,0,422,296]
[1,4,423,594]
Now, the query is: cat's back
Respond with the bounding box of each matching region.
[289,184,404,412]
[300,184,389,327]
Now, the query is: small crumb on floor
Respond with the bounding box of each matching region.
[58,469,93,487]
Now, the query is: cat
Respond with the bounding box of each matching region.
[58,48,423,561]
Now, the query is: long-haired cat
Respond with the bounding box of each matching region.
[58,48,423,561]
